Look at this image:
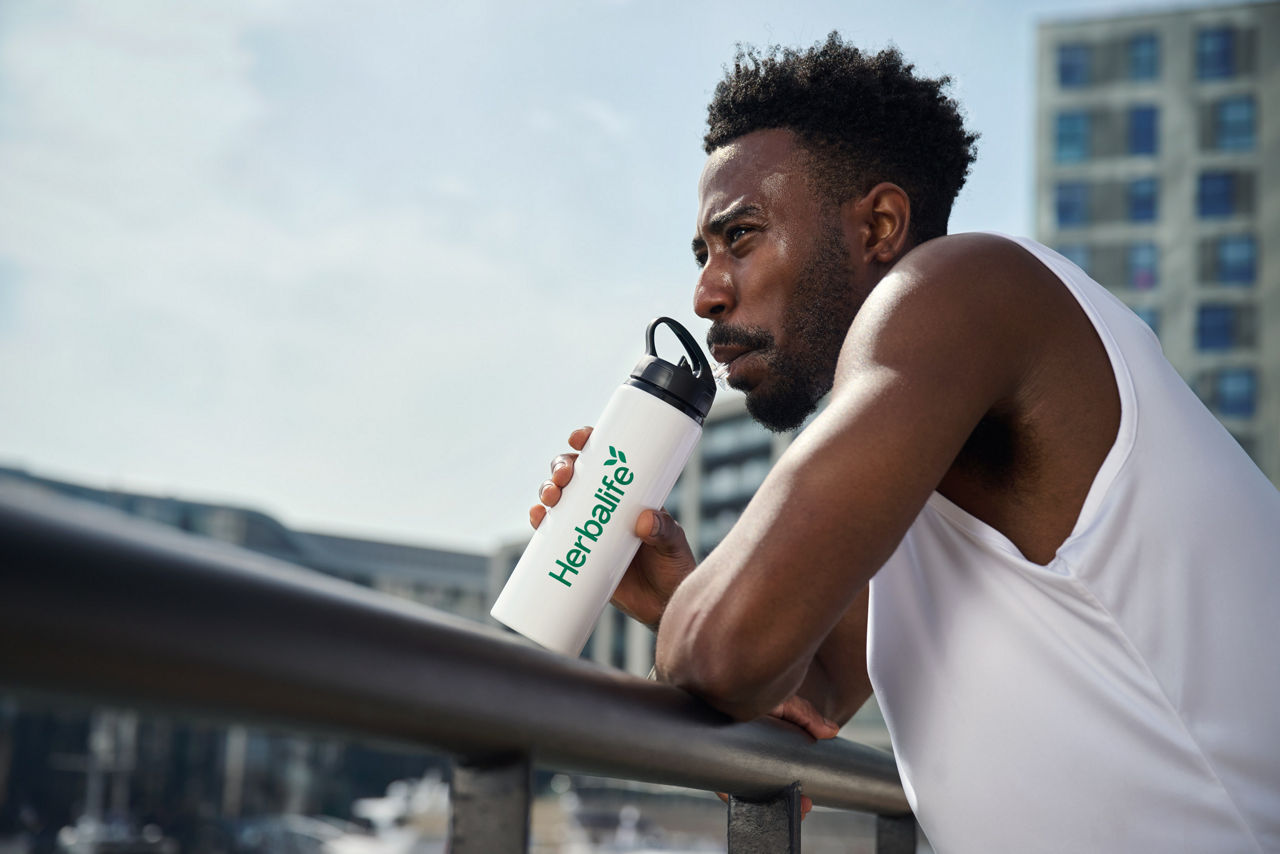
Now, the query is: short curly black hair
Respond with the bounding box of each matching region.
[704,33,978,244]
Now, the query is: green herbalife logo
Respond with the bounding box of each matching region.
[549,446,634,588]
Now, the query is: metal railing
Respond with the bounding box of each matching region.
[0,487,913,853]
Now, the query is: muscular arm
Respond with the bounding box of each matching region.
[794,584,871,726]
[655,235,1043,720]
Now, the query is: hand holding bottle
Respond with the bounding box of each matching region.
[531,426,697,631]
[491,317,715,655]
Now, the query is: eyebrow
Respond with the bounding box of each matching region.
[691,202,765,255]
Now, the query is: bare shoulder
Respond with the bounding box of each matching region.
[861,232,1067,323]
[836,231,1121,562]
[838,232,1064,392]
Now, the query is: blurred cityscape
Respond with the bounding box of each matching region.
[3,2,1277,852]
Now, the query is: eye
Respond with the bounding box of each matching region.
[693,250,707,269]
[727,225,751,245]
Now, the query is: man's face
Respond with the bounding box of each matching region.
[692,129,863,432]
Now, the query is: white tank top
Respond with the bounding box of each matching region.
[866,234,1280,853]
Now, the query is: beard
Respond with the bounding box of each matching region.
[706,226,858,432]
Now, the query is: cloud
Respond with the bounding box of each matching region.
[0,0,685,549]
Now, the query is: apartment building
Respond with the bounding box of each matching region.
[1035,1,1279,481]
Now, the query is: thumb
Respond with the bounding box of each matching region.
[634,508,688,556]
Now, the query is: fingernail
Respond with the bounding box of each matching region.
[649,512,662,538]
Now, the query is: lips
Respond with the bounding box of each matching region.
[710,344,753,368]
[711,345,762,387]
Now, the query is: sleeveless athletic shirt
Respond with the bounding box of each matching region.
[866,234,1280,852]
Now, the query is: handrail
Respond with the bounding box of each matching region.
[0,486,911,848]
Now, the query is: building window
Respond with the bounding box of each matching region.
[1056,112,1091,162]
[1213,95,1255,151]
[1127,243,1158,289]
[1128,178,1158,222]
[1196,28,1235,80]
[1128,106,1158,155]
[1215,368,1257,417]
[1056,183,1089,226]
[1217,235,1256,285]
[1198,172,1236,218]
[1058,44,1091,87]
[1197,305,1234,350]
[1133,306,1160,336]
[1128,33,1159,80]
[1196,303,1255,351]
[1058,244,1090,274]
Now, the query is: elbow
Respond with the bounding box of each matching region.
[656,615,799,721]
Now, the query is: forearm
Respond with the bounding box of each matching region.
[654,592,813,720]
[654,477,878,721]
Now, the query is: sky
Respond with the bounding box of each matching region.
[0,0,1236,552]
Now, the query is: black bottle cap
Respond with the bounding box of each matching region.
[626,317,717,424]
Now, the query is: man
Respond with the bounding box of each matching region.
[532,34,1280,851]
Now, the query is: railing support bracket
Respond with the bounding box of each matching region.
[728,781,801,853]
[876,812,917,853]
[449,753,532,853]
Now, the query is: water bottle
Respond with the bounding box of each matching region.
[491,316,717,656]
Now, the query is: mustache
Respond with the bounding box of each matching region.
[706,323,774,359]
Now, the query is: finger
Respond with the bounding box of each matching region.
[769,696,840,741]
[568,426,593,451]
[538,479,561,508]
[634,509,687,554]
[549,453,578,488]
[716,792,728,806]
[529,504,547,530]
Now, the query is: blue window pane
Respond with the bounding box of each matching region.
[1059,44,1091,87]
[1056,112,1090,162]
[1215,96,1255,151]
[1133,306,1160,336]
[1217,368,1257,417]
[1197,28,1235,80]
[1218,235,1256,284]
[1128,106,1158,155]
[1128,242,1158,289]
[1128,178,1158,222]
[1128,33,1159,79]
[1056,183,1089,227]
[1197,304,1236,350]
[1198,172,1235,218]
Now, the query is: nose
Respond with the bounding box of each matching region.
[694,262,735,320]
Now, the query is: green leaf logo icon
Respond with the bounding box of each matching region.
[605,446,627,466]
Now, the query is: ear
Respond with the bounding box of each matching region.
[843,182,912,264]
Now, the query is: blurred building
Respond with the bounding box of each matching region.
[0,467,487,851]
[0,466,489,620]
[1036,1,1280,482]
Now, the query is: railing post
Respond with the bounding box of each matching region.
[875,813,917,853]
[449,753,532,853]
[727,782,801,854]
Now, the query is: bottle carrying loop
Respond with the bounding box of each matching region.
[628,317,717,424]
[646,316,712,379]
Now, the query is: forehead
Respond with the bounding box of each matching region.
[697,128,813,224]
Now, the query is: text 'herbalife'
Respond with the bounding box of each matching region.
[549,446,633,588]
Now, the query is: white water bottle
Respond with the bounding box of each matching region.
[491,316,717,656]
